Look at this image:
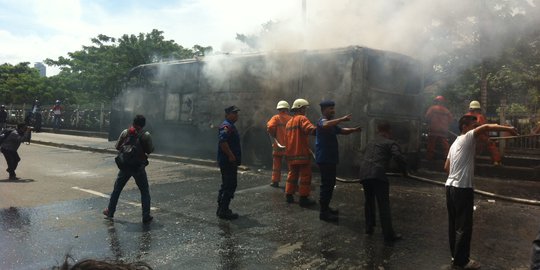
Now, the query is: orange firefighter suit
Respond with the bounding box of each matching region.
[425,104,453,160]
[267,111,292,184]
[285,114,316,196]
[465,111,501,164]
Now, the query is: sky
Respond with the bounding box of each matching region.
[1,0,538,76]
[0,0,300,76]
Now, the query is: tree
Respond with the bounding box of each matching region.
[45,29,209,103]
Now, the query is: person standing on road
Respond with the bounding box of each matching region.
[358,121,407,242]
[465,100,502,166]
[103,115,154,224]
[51,100,63,131]
[217,105,242,220]
[444,115,517,270]
[0,123,31,180]
[285,98,317,207]
[424,95,453,160]
[267,100,292,188]
[316,100,361,222]
[0,105,8,130]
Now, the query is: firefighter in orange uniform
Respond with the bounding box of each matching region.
[465,100,502,166]
[267,100,292,188]
[424,95,453,160]
[285,98,316,207]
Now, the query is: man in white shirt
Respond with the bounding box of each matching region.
[444,115,517,270]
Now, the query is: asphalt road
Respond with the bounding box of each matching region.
[0,142,538,269]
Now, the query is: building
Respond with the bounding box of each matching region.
[34,62,46,77]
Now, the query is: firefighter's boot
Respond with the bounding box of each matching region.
[299,196,316,207]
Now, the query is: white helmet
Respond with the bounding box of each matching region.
[291,98,309,109]
[469,100,481,109]
[276,100,290,110]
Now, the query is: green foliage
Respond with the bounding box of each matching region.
[44,29,212,103]
[427,0,540,117]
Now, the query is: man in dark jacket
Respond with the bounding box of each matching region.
[103,115,154,223]
[0,123,31,180]
[217,105,242,220]
[358,121,407,243]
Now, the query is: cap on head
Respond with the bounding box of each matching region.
[276,100,290,110]
[225,105,240,114]
[434,95,445,102]
[469,100,481,109]
[0,105,4,108]
[291,99,309,110]
[55,100,60,103]
[319,100,335,109]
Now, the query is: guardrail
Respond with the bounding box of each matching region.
[3,103,111,132]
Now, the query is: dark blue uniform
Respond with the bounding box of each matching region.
[315,118,342,209]
[217,119,241,214]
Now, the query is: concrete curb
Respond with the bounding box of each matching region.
[30,139,218,168]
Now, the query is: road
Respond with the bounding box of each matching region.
[0,142,538,269]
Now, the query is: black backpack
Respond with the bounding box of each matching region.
[114,131,144,170]
[0,129,14,145]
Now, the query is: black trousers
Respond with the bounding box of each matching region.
[446,186,474,267]
[218,163,238,210]
[532,229,540,269]
[1,148,20,176]
[318,163,336,208]
[362,178,395,238]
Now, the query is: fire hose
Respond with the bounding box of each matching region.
[335,172,540,206]
[283,140,540,206]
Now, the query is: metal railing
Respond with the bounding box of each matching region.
[3,103,111,132]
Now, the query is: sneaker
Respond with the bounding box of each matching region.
[8,176,20,181]
[143,215,154,224]
[102,208,113,219]
[365,227,374,235]
[286,194,294,203]
[460,259,481,270]
[299,196,316,207]
[384,233,402,243]
[319,210,339,222]
[328,207,339,215]
[270,182,279,188]
[493,161,501,166]
[218,209,239,220]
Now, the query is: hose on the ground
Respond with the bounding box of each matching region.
[336,173,540,206]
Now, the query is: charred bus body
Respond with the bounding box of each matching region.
[110,46,423,175]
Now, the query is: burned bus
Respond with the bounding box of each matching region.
[110,46,423,175]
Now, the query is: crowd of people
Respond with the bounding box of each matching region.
[1,96,538,269]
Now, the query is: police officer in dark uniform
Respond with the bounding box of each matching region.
[217,105,241,220]
[316,100,361,222]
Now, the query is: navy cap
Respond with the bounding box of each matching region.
[319,100,335,108]
[225,105,240,114]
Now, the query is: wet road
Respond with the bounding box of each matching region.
[0,143,538,269]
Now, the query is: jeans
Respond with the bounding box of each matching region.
[107,166,151,219]
[446,186,474,267]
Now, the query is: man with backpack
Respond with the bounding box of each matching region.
[0,123,31,180]
[103,115,154,223]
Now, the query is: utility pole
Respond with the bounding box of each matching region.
[302,0,307,26]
